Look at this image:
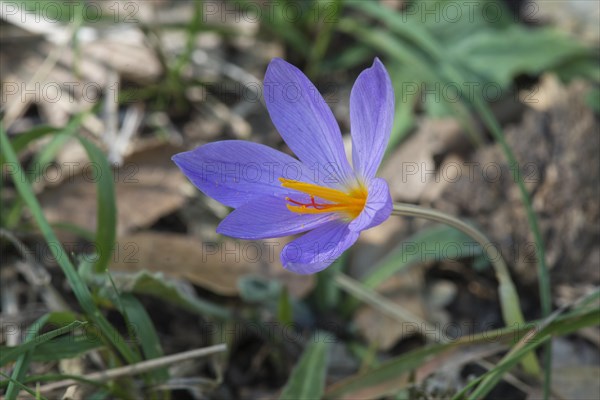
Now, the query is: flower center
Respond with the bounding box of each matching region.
[279,177,367,219]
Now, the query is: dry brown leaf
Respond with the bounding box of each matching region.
[381,118,465,204]
[111,231,314,298]
[353,268,427,350]
[82,39,161,84]
[40,143,189,237]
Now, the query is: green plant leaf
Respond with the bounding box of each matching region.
[450,25,590,87]
[2,312,85,400]
[277,287,294,326]
[0,316,85,366]
[0,372,49,400]
[119,293,168,382]
[346,0,595,118]
[238,275,282,303]
[76,137,117,273]
[3,116,82,229]
[0,333,103,364]
[93,269,231,320]
[0,125,58,166]
[280,334,330,400]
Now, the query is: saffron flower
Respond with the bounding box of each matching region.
[172,58,394,274]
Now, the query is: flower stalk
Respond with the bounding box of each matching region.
[391,203,527,344]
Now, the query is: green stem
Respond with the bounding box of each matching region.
[391,203,528,347]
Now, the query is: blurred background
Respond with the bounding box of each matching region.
[1,0,599,399]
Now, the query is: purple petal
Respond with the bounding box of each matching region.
[281,221,359,274]
[349,178,392,232]
[172,140,315,208]
[264,58,353,188]
[350,58,394,179]
[217,195,334,240]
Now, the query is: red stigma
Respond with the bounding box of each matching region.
[285,195,329,210]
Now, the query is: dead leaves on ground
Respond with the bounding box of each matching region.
[110,231,313,298]
[39,143,189,237]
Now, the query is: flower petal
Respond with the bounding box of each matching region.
[172,140,315,208]
[349,178,392,232]
[217,195,334,240]
[350,58,394,179]
[264,58,353,187]
[281,221,359,274]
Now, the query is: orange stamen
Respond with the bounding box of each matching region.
[279,178,367,219]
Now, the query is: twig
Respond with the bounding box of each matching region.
[31,344,227,394]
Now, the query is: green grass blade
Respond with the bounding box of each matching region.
[280,334,330,400]
[306,0,343,78]
[5,349,33,400]
[0,334,103,364]
[0,126,137,366]
[3,312,83,400]
[4,116,82,229]
[0,315,50,400]
[277,287,294,326]
[464,308,599,399]
[119,293,168,382]
[0,372,49,400]
[104,269,231,320]
[0,125,58,165]
[27,128,78,182]
[325,308,598,399]
[0,320,85,366]
[77,137,116,273]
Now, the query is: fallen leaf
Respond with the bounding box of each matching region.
[40,143,189,236]
[110,231,314,298]
[354,268,427,350]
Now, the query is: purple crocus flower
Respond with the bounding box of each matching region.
[173,58,394,274]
